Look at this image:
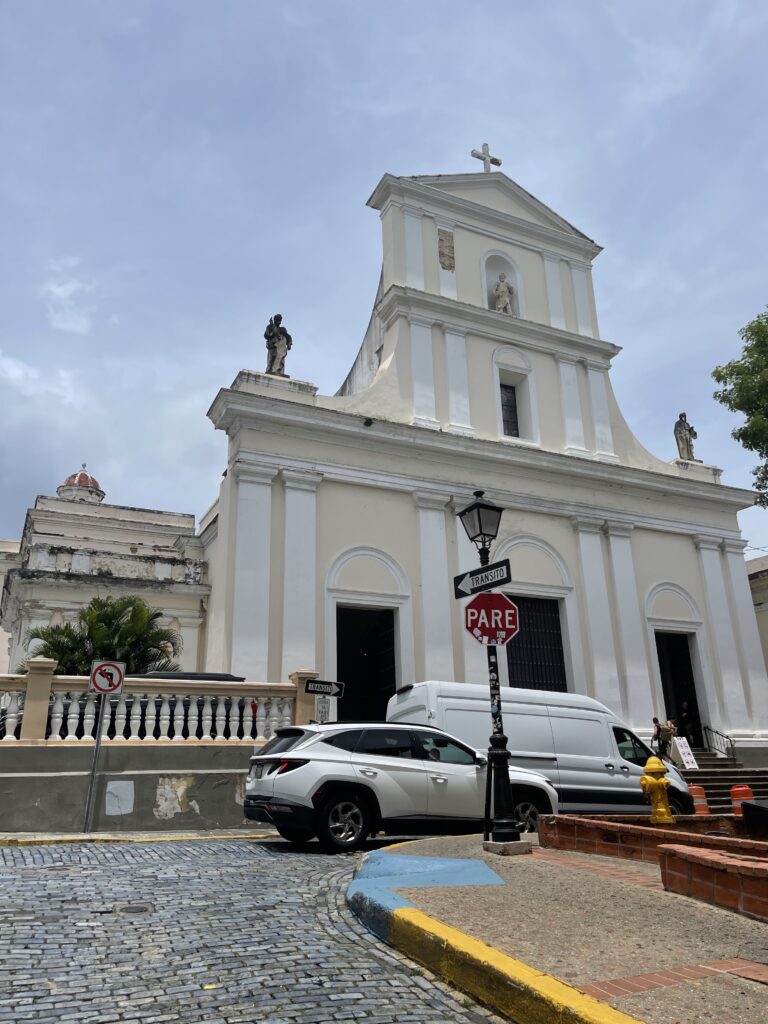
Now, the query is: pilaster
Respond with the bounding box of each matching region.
[409,317,439,429]
[586,362,618,463]
[721,538,768,730]
[415,493,455,680]
[444,327,474,436]
[403,207,425,290]
[570,261,596,338]
[603,521,654,728]
[694,535,750,730]
[557,356,589,457]
[281,470,322,682]
[572,516,622,714]
[230,463,277,680]
[543,252,566,330]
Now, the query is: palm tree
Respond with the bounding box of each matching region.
[22,596,182,674]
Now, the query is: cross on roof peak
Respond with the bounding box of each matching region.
[470,142,502,173]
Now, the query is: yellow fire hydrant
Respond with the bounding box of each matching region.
[640,756,676,825]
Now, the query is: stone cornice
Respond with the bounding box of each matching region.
[231,461,278,486]
[413,491,450,511]
[367,173,602,262]
[281,469,323,491]
[376,286,621,366]
[208,394,755,528]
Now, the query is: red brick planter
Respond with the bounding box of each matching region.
[659,844,768,922]
[539,814,768,864]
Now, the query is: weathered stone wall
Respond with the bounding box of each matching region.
[0,745,256,833]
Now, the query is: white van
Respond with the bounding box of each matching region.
[386,681,693,816]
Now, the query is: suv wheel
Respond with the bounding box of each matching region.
[316,792,370,852]
[275,826,315,845]
[513,791,548,833]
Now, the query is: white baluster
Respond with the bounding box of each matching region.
[172,695,186,741]
[144,694,158,741]
[189,696,202,740]
[83,695,97,741]
[101,696,112,739]
[49,693,65,740]
[242,698,256,741]
[255,699,266,741]
[267,698,280,739]
[64,694,80,740]
[201,696,213,740]
[214,696,227,740]
[2,692,19,741]
[281,698,293,728]
[113,695,128,740]
[158,695,171,739]
[229,697,241,741]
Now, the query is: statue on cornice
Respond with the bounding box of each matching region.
[264,314,292,377]
[493,273,514,315]
[674,412,698,462]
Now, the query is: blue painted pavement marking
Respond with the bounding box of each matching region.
[347,850,504,940]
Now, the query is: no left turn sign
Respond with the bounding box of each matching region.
[89,660,126,695]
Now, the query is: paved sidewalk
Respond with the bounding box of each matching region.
[350,834,768,1024]
[0,827,276,845]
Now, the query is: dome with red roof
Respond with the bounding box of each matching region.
[56,463,105,504]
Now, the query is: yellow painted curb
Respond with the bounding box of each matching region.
[390,907,645,1024]
[0,832,273,846]
[379,837,428,852]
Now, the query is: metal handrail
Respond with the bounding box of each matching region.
[702,724,736,761]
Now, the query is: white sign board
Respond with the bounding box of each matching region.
[671,736,698,770]
[89,660,126,696]
[315,695,331,724]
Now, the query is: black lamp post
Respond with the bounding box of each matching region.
[457,491,522,844]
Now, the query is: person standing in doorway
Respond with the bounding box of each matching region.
[679,702,693,745]
[652,717,662,755]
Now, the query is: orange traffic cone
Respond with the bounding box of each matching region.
[689,785,709,815]
[730,783,754,816]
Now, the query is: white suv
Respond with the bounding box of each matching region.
[244,722,558,852]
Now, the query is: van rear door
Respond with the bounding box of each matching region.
[548,709,643,814]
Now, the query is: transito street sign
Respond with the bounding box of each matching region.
[305,679,345,699]
[453,559,511,599]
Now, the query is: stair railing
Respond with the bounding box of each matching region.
[702,724,736,761]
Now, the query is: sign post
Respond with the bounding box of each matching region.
[83,660,125,833]
[464,593,522,843]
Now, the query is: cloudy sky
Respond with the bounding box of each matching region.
[2,1,767,552]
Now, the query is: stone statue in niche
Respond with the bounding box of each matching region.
[493,273,514,315]
[674,412,699,462]
[264,314,292,377]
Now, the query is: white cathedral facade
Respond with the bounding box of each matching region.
[3,163,767,761]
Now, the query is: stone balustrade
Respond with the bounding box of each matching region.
[0,658,299,743]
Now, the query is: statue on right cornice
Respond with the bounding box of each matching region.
[674,412,699,462]
[493,273,514,315]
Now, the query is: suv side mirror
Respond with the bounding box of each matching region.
[475,754,488,767]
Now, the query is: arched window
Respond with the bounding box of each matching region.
[482,251,525,318]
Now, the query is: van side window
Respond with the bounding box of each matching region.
[613,727,652,767]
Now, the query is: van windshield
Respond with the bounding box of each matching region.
[613,727,653,766]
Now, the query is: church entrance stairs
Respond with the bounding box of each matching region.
[681,761,768,813]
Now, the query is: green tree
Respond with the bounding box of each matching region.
[22,595,182,674]
[713,309,768,506]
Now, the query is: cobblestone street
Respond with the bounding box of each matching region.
[1,839,503,1024]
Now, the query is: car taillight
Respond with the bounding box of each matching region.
[275,759,309,775]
